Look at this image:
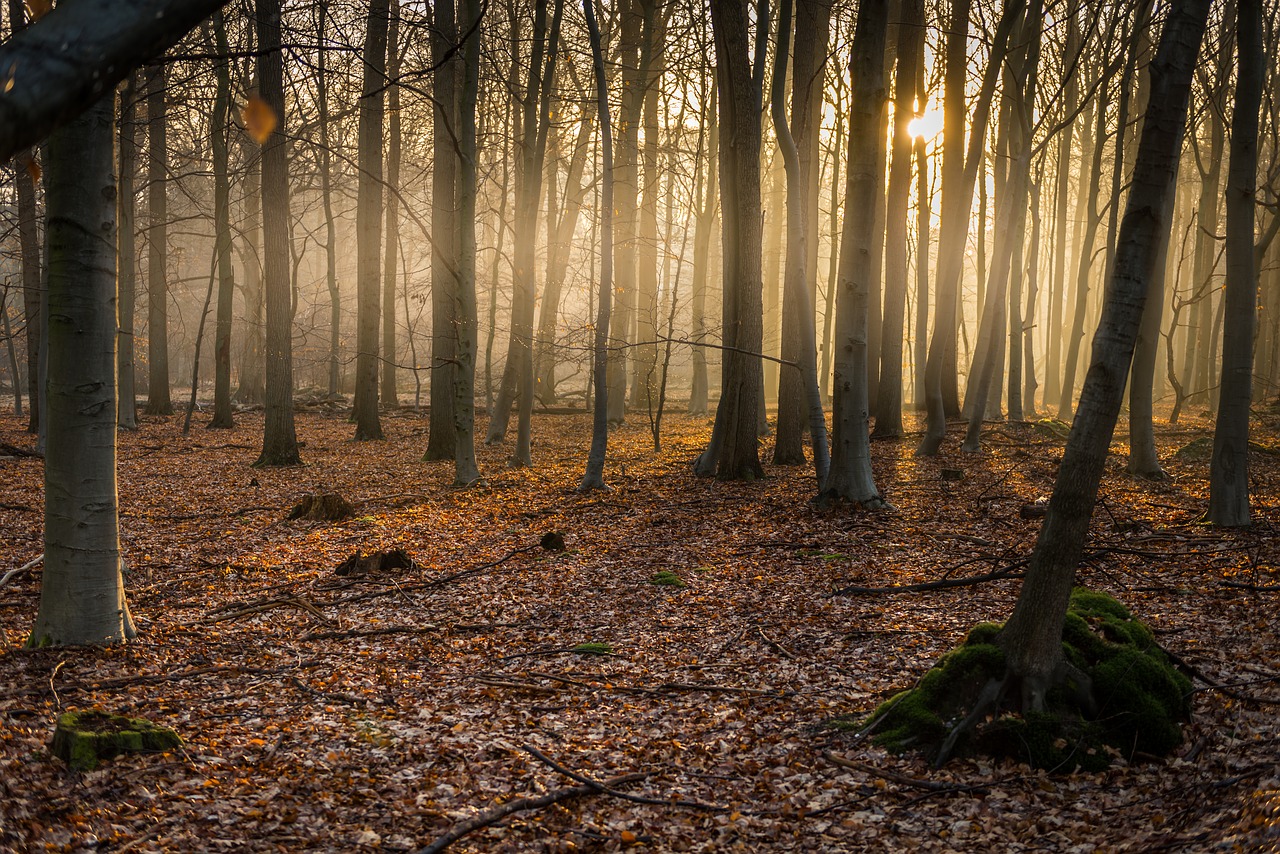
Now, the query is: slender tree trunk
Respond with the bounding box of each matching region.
[317,0,340,399]
[631,5,667,416]
[689,79,717,417]
[580,0,614,491]
[381,2,401,408]
[145,64,173,416]
[116,73,138,430]
[234,150,265,405]
[30,92,135,647]
[817,0,887,506]
[997,0,1210,709]
[1207,0,1262,526]
[872,0,923,437]
[9,0,40,434]
[820,79,845,404]
[354,0,390,440]
[253,0,301,467]
[695,0,764,481]
[209,11,235,429]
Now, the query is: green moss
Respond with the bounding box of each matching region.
[51,710,181,771]
[650,570,687,588]
[855,589,1191,771]
[572,642,613,655]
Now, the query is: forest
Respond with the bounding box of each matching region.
[0,0,1279,849]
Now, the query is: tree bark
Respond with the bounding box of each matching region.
[353,0,390,441]
[116,72,138,430]
[208,11,235,430]
[144,65,172,416]
[1207,0,1262,526]
[382,1,401,408]
[253,0,300,467]
[29,91,135,647]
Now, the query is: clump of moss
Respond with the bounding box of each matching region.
[572,642,613,656]
[650,570,687,588]
[858,590,1191,771]
[51,710,182,771]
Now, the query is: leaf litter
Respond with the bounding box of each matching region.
[0,406,1278,852]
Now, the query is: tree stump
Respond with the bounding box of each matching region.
[51,710,181,771]
[335,548,414,577]
[288,492,353,522]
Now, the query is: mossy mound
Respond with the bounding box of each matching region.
[51,710,182,771]
[862,590,1191,771]
[1176,436,1278,462]
[1032,418,1072,440]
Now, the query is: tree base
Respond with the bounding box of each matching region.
[288,492,353,522]
[51,710,181,771]
[857,589,1191,770]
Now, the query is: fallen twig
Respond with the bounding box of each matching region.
[289,676,379,706]
[823,752,987,794]
[523,744,727,812]
[0,553,42,589]
[831,563,1025,596]
[303,624,441,642]
[415,771,649,854]
[202,596,334,625]
[1219,580,1280,592]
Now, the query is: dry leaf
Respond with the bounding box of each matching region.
[24,157,40,184]
[242,95,277,144]
[24,0,51,21]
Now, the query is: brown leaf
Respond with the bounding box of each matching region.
[24,0,51,21]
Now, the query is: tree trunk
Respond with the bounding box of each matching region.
[688,79,717,418]
[116,72,138,430]
[695,0,764,481]
[1207,0,1262,526]
[872,0,923,438]
[450,0,483,486]
[29,92,135,647]
[817,0,887,506]
[997,0,1210,709]
[354,0,390,441]
[253,0,301,467]
[144,64,173,416]
[579,0,614,492]
[917,0,1024,455]
[381,2,401,408]
[317,0,339,399]
[8,0,40,434]
[631,5,667,417]
[209,11,235,430]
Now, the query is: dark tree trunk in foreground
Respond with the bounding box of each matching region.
[816,0,886,507]
[990,0,1209,726]
[29,92,135,647]
[1207,0,1262,527]
[695,0,764,481]
[253,0,301,467]
[579,0,613,492]
[353,0,390,441]
[144,65,172,416]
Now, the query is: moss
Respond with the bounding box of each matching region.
[855,589,1191,771]
[51,710,181,771]
[649,570,687,588]
[572,642,613,655]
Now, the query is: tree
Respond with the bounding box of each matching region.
[382,1,402,409]
[694,0,764,481]
[116,72,139,431]
[208,10,236,430]
[579,0,614,493]
[253,0,301,467]
[1207,0,1263,526]
[29,91,135,647]
[770,0,829,483]
[816,0,885,507]
[144,64,173,416]
[942,0,1212,754]
[354,0,391,441]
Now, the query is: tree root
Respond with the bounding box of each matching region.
[936,677,1006,767]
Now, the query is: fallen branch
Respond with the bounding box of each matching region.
[831,563,1025,596]
[415,771,649,854]
[288,676,378,706]
[0,553,42,589]
[303,624,440,642]
[1219,580,1280,592]
[0,441,40,458]
[823,752,987,794]
[202,597,334,625]
[523,744,727,813]
[319,544,544,608]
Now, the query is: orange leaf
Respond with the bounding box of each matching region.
[242,95,277,144]
[24,157,40,185]
[620,830,637,843]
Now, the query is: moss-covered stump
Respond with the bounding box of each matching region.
[288,492,353,522]
[51,710,181,771]
[861,590,1191,771]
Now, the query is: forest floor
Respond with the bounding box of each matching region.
[1,402,1279,852]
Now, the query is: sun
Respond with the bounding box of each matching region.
[907,108,944,141]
